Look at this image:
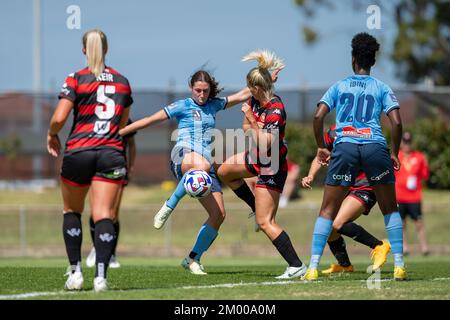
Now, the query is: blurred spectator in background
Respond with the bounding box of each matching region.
[395,132,430,256]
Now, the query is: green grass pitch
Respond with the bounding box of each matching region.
[1,256,450,300]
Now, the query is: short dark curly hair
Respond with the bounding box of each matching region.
[189,70,223,100]
[351,33,380,69]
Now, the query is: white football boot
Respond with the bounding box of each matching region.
[64,271,84,290]
[248,212,261,232]
[93,277,108,292]
[86,247,96,268]
[181,257,207,275]
[109,255,121,269]
[154,201,173,229]
[275,264,308,279]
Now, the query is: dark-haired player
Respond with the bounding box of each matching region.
[302,124,390,274]
[119,70,264,274]
[302,33,406,281]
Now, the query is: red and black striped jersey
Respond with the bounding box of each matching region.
[324,125,372,191]
[248,95,288,167]
[58,66,133,153]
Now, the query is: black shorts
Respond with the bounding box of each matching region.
[244,151,287,193]
[399,202,422,221]
[61,148,128,187]
[348,189,377,215]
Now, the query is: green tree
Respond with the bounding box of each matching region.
[294,0,450,85]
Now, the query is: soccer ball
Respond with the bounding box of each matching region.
[183,170,212,198]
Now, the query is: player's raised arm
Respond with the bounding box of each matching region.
[119,109,168,136]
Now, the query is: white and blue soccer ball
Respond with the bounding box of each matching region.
[183,170,213,198]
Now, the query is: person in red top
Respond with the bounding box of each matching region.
[395,132,430,256]
[302,125,390,274]
[47,30,132,292]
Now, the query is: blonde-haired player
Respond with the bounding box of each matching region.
[217,50,307,279]
[47,29,133,292]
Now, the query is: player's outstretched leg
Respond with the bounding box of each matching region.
[154,172,188,229]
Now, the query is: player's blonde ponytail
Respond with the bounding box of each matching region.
[82,29,108,77]
[242,50,285,94]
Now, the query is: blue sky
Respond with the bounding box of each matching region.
[1,0,399,92]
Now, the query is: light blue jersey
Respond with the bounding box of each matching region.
[164,97,228,163]
[319,75,399,146]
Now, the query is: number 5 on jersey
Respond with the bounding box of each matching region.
[94,85,116,134]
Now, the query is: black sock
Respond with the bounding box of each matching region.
[112,221,120,256]
[89,216,95,244]
[63,212,82,271]
[233,183,256,212]
[94,219,115,278]
[272,231,303,267]
[338,222,383,249]
[328,236,352,267]
[189,251,197,260]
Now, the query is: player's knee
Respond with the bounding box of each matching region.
[332,220,345,231]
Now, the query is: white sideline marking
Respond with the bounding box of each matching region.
[432,277,450,281]
[4,277,448,299]
[180,280,320,290]
[0,291,74,300]
[0,280,316,299]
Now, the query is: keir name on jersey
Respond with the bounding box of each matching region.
[96,73,114,82]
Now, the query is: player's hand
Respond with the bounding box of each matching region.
[47,132,61,157]
[271,66,284,83]
[301,176,314,189]
[391,153,401,171]
[241,103,253,117]
[316,147,331,166]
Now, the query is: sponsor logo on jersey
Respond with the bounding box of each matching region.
[272,109,281,115]
[390,93,398,103]
[333,174,352,182]
[371,170,390,181]
[104,167,126,180]
[342,126,372,139]
[192,110,202,121]
[266,178,276,185]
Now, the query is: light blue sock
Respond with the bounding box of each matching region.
[191,224,218,261]
[384,212,404,267]
[309,216,333,269]
[166,172,188,209]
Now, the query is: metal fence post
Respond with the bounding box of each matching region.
[164,217,172,257]
[19,205,27,256]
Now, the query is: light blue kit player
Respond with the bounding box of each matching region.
[119,70,259,274]
[302,33,407,281]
